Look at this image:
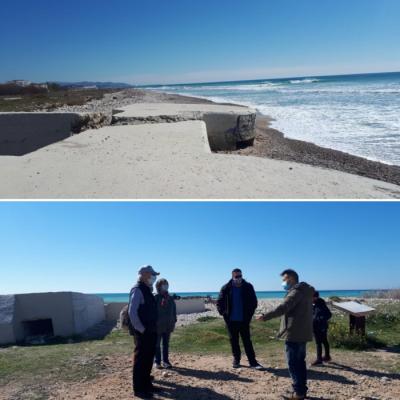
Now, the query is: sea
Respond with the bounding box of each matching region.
[97,290,371,303]
[145,72,400,166]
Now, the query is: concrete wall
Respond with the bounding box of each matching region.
[105,298,206,321]
[0,112,82,156]
[105,302,127,321]
[0,292,107,344]
[0,295,16,345]
[71,293,105,334]
[13,292,76,341]
[15,292,75,341]
[175,298,205,314]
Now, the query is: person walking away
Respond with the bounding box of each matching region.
[311,290,332,365]
[154,278,177,369]
[257,269,313,400]
[129,265,160,399]
[217,268,264,370]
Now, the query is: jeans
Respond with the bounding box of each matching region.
[226,321,257,365]
[155,332,171,364]
[285,341,308,396]
[314,329,330,361]
[132,330,157,393]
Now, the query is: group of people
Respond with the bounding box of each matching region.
[127,265,332,400]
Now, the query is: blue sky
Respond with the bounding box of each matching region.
[1,0,399,84]
[0,202,399,294]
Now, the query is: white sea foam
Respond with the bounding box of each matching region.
[289,78,320,84]
[152,74,400,165]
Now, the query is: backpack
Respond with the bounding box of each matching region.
[120,304,135,336]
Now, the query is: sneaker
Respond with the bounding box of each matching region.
[322,355,332,362]
[154,362,163,369]
[311,359,323,366]
[250,362,265,370]
[232,360,241,368]
[163,361,172,369]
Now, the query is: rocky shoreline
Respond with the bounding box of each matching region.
[56,88,400,187]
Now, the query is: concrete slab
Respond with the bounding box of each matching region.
[112,103,256,150]
[1,121,399,199]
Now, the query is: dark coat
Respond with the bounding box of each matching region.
[217,279,258,323]
[137,282,158,333]
[313,297,332,332]
[263,282,314,342]
[155,293,177,334]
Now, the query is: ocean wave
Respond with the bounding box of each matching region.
[147,82,281,92]
[289,78,320,84]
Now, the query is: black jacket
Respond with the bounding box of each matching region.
[217,279,258,323]
[133,282,158,333]
[313,297,332,332]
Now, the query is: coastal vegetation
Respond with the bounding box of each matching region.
[0,86,119,112]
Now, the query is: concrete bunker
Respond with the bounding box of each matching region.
[0,292,105,345]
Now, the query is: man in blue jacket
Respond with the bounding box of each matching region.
[217,268,264,370]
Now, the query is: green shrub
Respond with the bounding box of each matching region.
[328,320,384,350]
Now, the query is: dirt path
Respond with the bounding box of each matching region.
[3,351,397,400]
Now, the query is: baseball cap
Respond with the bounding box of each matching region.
[138,265,160,276]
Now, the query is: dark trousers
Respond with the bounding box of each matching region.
[226,321,257,365]
[133,330,157,393]
[314,329,330,360]
[155,332,171,364]
[285,341,308,396]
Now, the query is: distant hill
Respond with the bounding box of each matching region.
[56,81,135,89]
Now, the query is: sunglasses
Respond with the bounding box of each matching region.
[234,275,243,279]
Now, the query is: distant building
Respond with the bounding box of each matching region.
[7,80,32,87]
[0,292,105,345]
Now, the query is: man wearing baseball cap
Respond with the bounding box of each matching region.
[129,265,160,399]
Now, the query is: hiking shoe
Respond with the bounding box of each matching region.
[154,363,163,369]
[163,361,172,369]
[232,360,241,368]
[322,355,332,362]
[311,359,323,366]
[250,362,265,370]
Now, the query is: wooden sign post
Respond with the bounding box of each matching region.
[331,301,375,336]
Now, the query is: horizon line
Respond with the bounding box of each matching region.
[139,70,400,88]
[2,69,399,88]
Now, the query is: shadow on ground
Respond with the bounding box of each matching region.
[327,361,400,380]
[265,367,356,385]
[173,366,253,383]
[156,380,233,399]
